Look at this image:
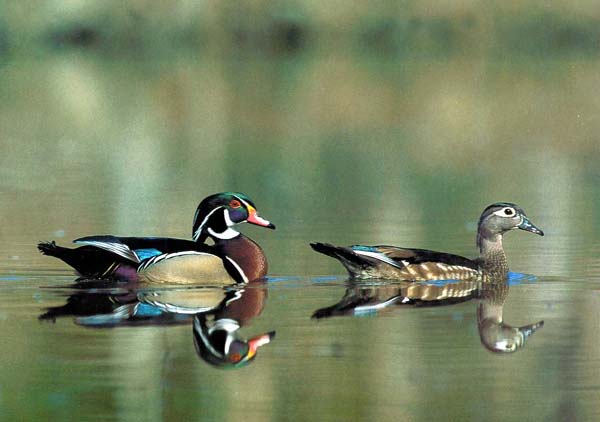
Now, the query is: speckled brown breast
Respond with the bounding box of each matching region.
[478,249,509,276]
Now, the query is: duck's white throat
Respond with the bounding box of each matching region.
[208,227,239,240]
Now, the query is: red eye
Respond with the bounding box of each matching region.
[229,199,241,208]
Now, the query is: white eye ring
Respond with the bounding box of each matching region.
[493,207,516,218]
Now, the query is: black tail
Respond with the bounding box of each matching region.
[310,242,371,267]
[37,241,128,277]
[310,242,379,278]
[38,240,86,273]
[38,240,60,256]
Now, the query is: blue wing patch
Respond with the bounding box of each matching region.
[351,245,379,253]
[135,303,166,317]
[134,248,163,260]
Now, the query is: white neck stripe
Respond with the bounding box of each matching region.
[193,206,224,241]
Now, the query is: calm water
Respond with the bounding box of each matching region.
[2,50,600,421]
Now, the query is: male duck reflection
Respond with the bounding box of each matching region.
[40,280,275,367]
[190,284,275,368]
[311,202,543,280]
[38,192,275,284]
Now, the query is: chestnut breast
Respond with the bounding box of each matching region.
[216,235,268,282]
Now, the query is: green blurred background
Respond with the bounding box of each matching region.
[1,2,600,421]
[2,1,599,276]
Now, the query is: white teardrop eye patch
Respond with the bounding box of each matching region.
[493,207,517,218]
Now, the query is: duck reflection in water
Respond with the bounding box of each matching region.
[39,279,275,368]
[312,271,544,353]
[476,278,543,353]
[192,288,275,368]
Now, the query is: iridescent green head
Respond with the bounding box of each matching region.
[192,192,275,243]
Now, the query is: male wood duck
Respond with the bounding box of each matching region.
[310,202,543,281]
[38,192,275,284]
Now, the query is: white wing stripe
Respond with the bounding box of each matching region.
[74,240,140,263]
[353,250,403,269]
[354,296,402,313]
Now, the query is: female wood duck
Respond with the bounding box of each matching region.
[38,192,275,284]
[310,202,543,281]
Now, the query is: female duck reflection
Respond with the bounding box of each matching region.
[40,280,275,368]
[311,271,544,353]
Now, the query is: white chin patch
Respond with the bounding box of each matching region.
[208,227,239,240]
[224,209,235,227]
[211,318,241,333]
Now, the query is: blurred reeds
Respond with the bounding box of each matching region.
[2,1,600,58]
